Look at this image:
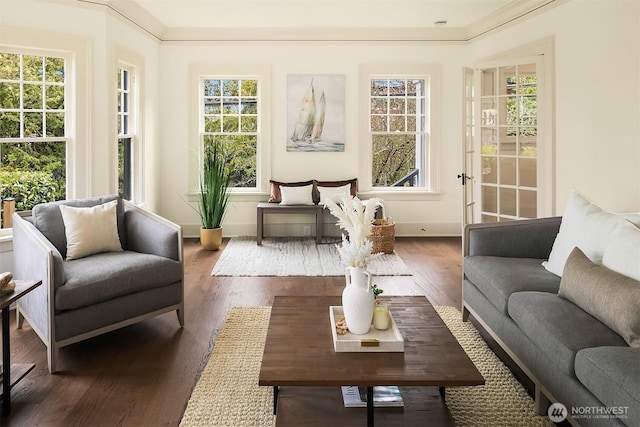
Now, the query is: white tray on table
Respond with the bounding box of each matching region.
[329,306,404,352]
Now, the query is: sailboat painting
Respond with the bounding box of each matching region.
[287,74,345,152]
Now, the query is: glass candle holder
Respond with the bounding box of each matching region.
[373,305,390,330]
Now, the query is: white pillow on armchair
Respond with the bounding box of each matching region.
[59,200,123,260]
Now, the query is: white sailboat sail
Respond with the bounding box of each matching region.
[291,79,327,143]
[291,80,317,142]
[311,91,326,141]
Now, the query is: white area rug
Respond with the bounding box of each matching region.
[211,236,412,277]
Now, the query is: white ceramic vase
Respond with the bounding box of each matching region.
[342,266,375,334]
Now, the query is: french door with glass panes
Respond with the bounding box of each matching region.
[469,57,550,223]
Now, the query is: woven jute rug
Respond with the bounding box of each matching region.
[180,307,275,427]
[436,306,552,427]
[180,305,552,427]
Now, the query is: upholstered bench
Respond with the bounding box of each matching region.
[256,178,358,245]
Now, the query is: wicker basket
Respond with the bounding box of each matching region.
[369,219,395,254]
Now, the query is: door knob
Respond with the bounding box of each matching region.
[457,173,473,185]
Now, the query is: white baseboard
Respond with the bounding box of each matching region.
[183,221,461,239]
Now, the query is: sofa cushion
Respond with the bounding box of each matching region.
[59,200,123,260]
[463,256,560,315]
[32,195,126,258]
[508,291,627,376]
[575,346,640,422]
[56,251,182,311]
[602,219,640,280]
[559,247,640,347]
[543,190,640,277]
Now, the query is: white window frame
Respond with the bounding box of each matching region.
[116,66,133,200]
[0,28,90,244]
[359,64,441,200]
[114,46,144,204]
[189,64,271,197]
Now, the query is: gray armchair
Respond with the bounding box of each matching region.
[12,195,184,373]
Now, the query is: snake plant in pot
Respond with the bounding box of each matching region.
[198,141,233,250]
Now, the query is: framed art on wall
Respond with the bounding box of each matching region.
[287,74,345,152]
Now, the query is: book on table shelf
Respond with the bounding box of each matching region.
[341,385,404,408]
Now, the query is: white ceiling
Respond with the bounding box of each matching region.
[132,0,511,29]
[76,0,564,41]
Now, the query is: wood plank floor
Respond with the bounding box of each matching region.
[3,237,467,426]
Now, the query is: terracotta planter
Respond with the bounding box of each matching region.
[200,227,222,250]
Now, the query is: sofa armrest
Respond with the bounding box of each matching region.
[464,217,562,258]
[12,211,60,343]
[124,201,183,262]
[12,212,65,287]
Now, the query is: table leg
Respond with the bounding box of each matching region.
[315,208,322,244]
[367,386,374,427]
[439,386,446,401]
[2,306,10,416]
[273,386,279,415]
[257,207,263,245]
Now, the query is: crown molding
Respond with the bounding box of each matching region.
[43,0,565,43]
[464,0,569,41]
[105,0,167,39]
[40,0,166,41]
[160,26,469,43]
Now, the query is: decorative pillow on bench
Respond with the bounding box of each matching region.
[268,178,358,205]
[280,184,315,205]
[314,178,357,205]
[268,180,314,204]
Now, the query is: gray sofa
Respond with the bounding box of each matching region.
[462,217,639,426]
[12,195,184,373]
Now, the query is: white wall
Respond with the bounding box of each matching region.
[159,43,470,237]
[470,0,640,214]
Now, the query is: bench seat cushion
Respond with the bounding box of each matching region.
[508,292,627,377]
[56,251,182,311]
[463,256,560,315]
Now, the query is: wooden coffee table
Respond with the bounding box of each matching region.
[1,279,42,416]
[259,296,484,426]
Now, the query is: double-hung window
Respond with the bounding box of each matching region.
[200,78,259,189]
[0,51,68,227]
[117,65,134,200]
[363,65,440,193]
[370,77,428,188]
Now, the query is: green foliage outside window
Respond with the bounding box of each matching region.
[204,135,256,188]
[372,134,417,187]
[505,75,537,137]
[202,79,258,188]
[0,170,61,224]
[370,78,426,187]
[0,52,67,225]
